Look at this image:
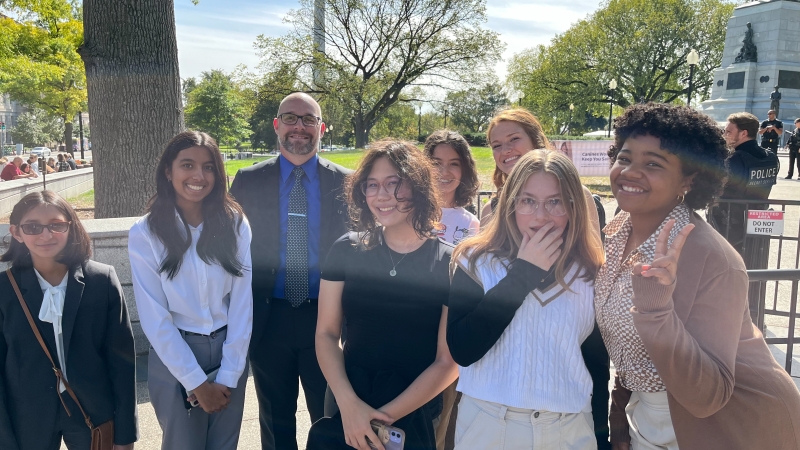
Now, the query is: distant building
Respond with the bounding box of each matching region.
[0,93,26,144]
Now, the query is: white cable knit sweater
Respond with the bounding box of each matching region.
[456,255,596,413]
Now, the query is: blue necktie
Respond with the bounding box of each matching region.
[286,166,309,307]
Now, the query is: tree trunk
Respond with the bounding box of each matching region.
[79,0,183,218]
[63,119,73,156]
[353,114,372,149]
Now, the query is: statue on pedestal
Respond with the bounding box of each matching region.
[734,23,758,63]
[771,86,782,117]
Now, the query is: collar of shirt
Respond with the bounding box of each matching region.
[173,209,203,234]
[279,153,319,184]
[34,269,69,332]
[604,203,692,266]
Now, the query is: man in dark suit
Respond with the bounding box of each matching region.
[230,92,352,450]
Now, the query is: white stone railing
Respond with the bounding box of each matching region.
[0,167,94,217]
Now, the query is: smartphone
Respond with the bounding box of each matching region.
[368,420,405,450]
[184,367,221,408]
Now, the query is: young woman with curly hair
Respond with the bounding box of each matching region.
[596,103,800,449]
[309,140,458,450]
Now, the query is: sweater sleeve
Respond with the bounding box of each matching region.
[446,259,548,366]
[630,266,747,418]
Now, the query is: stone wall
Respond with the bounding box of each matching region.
[0,217,149,357]
[0,168,94,217]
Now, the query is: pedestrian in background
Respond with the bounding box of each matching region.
[56,154,70,172]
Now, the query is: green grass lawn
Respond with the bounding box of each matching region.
[223,147,611,195]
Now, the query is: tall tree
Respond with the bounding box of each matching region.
[446,82,509,132]
[9,108,63,147]
[507,0,733,134]
[80,0,184,218]
[0,0,86,150]
[256,0,504,148]
[184,69,251,146]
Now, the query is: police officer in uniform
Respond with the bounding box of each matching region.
[711,112,779,254]
[759,109,783,154]
[785,118,800,179]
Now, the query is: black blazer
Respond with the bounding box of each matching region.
[0,261,137,450]
[229,156,352,344]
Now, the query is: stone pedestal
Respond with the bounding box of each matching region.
[700,1,800,126]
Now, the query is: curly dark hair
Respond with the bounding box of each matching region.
[423,130,479,208]
[608,103,729,210]
[346,139,441,248]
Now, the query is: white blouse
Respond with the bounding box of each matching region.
[128,212,253,391]
[35,269,69,392]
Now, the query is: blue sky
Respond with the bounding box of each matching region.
[175,0,602,81]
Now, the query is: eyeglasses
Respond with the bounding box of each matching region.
[18,221,71,235]
[277,113,321,127]
[361,176,403,197]
[513,197,568,216]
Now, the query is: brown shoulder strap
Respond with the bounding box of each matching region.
[6,269,95,429]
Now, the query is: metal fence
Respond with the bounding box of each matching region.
[747,269,799,375]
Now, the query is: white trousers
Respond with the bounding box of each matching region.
[626,391,679,450]
[454,394,597,450]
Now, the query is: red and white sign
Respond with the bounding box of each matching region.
[551,140,613,177]
[746,210,784,235]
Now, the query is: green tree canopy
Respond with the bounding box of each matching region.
[184,69,251,146]
[507,0,734,134]
[256,0,504,148]
[9,107,63,147]
[0,0,87,147]
[446,82,509,133]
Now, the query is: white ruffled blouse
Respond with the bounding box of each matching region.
[34,269,69,392]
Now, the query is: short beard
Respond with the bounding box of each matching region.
[281,134,317,156]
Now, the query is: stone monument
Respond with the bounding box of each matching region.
[700,1,800,129]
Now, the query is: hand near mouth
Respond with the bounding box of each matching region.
[517,222,563,271]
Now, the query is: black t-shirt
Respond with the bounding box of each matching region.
[761,119,783,143]
[322,234,452,383]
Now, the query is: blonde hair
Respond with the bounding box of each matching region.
[454,150,604,288]
[486,108,551,192]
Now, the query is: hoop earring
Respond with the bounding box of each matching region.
[677,190,687,204]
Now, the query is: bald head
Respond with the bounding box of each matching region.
[278,92,321,117]
[12,157,23,166]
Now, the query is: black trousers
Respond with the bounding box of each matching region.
[763,140,779,154]
[789,149,799,177]
[46,394,92,450]
[251,298,327,450]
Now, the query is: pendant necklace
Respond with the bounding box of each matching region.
[387,246,409,277]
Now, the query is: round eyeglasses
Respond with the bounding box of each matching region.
[277,113,321,127]
[513,197,568,216]
[361,176,403,197]
[18,221,71,235]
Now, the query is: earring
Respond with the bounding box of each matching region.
[167,177,172,182]
[677,190,687,204]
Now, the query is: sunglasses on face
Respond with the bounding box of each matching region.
[18,221,71,235]
[277,113,321,127]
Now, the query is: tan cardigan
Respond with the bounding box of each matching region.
[610,212,800,449]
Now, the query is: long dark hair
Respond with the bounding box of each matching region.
[346,139,441,248]
[1,191,92,268]
[146,130,245,279]
[423,130,480,208]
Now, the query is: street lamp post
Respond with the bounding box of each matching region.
[328,124,333,149]
[418,106,422,139]
[686,49,700,107]
[607,79,617,138]
[567,103,575,135]
[78,111,85,160]
[444,109,448,129]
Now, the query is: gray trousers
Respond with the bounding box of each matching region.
[148,329,249,450]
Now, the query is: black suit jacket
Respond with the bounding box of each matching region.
[0,261,137,450]
[229,156,352,345]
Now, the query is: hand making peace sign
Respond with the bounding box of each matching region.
[633,219,695,286]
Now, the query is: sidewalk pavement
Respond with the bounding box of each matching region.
[66,154,799,450]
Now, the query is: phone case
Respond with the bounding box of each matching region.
[181,366,221,410]
[368,420,405,450]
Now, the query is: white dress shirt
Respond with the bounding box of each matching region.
[128,212,253,391]
[35,269,69,392]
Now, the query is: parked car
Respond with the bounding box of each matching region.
[31,146,51,158]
